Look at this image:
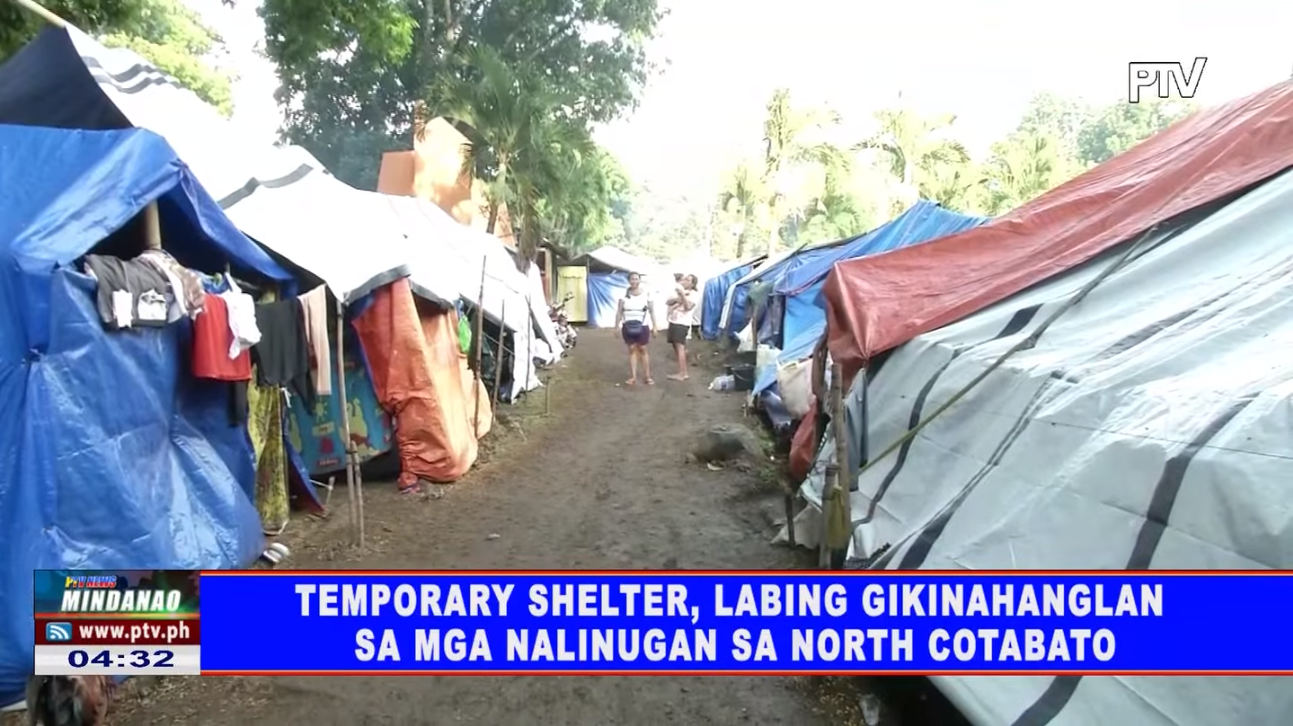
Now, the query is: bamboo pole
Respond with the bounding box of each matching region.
[142,203,161,250]
[334,299,363,547]
[491,299,507,407]
[524,293,532,393]
[7,0,67,27]
[472,262,486,434]
[830,362,851,559]
[818,361,843,567]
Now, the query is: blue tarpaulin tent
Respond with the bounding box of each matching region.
[700,259,759,340]
[587,270,630,327]
[720,243,850,340]
[0,125,293,706]
[748,202,988,398]
[769,201,988,347]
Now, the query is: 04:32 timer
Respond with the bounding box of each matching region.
[67,648,175,669]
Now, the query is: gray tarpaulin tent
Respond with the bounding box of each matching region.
[784,168,1293,725]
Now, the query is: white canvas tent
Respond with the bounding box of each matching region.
[783,169,1293,725]
[51,27,558,402]
[380,194,560,399]
[62,28,430,306]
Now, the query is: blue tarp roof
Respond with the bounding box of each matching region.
[774,200,988,297]
[700,259,757,340]
[749,202,989,398]
[0,125,291,706]
[724,201,986,339]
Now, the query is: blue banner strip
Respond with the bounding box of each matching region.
[197,572,1293,674]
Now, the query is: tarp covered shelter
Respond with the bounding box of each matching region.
[566,246,670,328]
[0,27,426,306]
[787,79,1293,725]
[0,27,520,488]
[768,200,987,349]
[749,202,987,397]
[700,257,761,340]
[823,80,1293,379]
[0,124,293,707]
[719,240,853,341]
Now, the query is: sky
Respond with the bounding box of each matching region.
[190,0,1293,197]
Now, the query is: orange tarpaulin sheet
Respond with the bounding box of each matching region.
[825,80,1293,381]
[352,279,484,488]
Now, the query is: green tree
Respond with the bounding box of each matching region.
[425,45,599,264]
[716,161,768,259]
[864,104,971,213]
[258,0,662,190]
[982,131,1074,214]
[760,88,842,255]
[1076,99,1196,165]
[798,152,874,244]
[0,0,233,114]
[1015,91,1092,160]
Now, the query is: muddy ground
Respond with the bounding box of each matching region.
[92,329,947,726]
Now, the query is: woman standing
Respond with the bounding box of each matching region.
[615,272,658,385]
[665,274,699,381]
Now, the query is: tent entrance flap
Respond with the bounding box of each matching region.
[556,265,589,323]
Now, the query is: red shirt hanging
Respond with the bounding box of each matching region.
[193,292,251,381]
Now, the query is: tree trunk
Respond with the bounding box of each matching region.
[486,203,500,235]
[766,196,779,256]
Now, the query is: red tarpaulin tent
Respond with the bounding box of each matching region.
[824,80,1293,382]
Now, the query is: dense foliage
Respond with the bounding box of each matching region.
[0,0,233,114]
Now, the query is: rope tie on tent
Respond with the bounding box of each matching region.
[847,223,1164,531]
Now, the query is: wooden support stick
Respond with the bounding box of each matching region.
[142,202,161,250]
[472,263,486,433]
[334,299,362,547]
[818,360,841,567]
[7,0,67,27]
[524,293,532,394]
[784,489,797,547]
[831,362,851,560]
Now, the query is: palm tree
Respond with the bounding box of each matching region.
[799,149,872,243]
[864,103,970,212]
[983,131,1069,215]
[423,45,593,266]
[717,161,766,259]
[761,88,842,255]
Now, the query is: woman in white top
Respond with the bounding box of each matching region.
[665,274,699,381]
[614,272,658,385]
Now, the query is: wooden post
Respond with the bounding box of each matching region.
[491,299,507,407]
[472,263,487,433]
[142,202,161,250]
[334,299,363,548]
[819,362,849,568]
[784,488,797,547]
[524,293,532,394]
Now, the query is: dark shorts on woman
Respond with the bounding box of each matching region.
[666,323,689,345]
[621,322,650,346]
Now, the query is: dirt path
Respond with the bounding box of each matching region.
[110,329,863,726]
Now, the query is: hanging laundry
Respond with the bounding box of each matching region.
[82,254,171,330]
[138,249,205,320]
[222,276,261,357]
[193,292,252,426]
[251,298,314,409]
[297,285,333,396]
[193,293,252,380]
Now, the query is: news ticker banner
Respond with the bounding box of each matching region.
[34,570,1293,676]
